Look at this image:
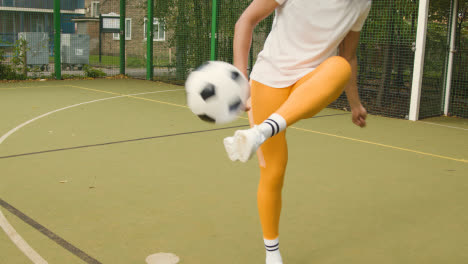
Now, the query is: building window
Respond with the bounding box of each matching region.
[113,18,132,40]
[2,0,14,7]
[35,19,44,32]
[144,18,165,41]
[91,1,100,18]
[29,15,44,32]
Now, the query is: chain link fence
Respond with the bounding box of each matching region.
[419,0,452,118]
[0,0,466,119]
[329,0,418,118]
[0,0,123,79]
[149,0,212,83]
[0,1,72,79]
[449,0,468,118]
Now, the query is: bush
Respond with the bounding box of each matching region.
[0,64,26,80]
[0,48,26,80]
[83,65,106,78]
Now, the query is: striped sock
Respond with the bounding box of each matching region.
[258,113,287,139]
[264,237,283,264]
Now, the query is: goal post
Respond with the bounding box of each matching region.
[409,0,430,121]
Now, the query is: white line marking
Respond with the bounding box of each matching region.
[0,212,48,264]
[419,121,468,131]
[0,89,182,263]
[0,89,182,145]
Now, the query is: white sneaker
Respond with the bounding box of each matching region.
[223,126,266,162]
[266,252,283,264]
[266,256,283,264]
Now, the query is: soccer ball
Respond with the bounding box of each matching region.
[185,61,249,124]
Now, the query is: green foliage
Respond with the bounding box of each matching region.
[430,0,454,22]
[83,65,106,78]
[126,57,146,68]
[0,56,23,80]
[11,38,29,76]
[89,55,159,68]
[62,73,85,79]
[361,0,418,45]
[0,46,26,80]
[148,0,272,79]
[0,38,33,80]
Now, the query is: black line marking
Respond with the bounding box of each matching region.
[0,125,249,160]
[0,113,349,160]
[0,198,102,264]
[0,113,349,262]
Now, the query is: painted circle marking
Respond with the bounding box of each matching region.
[0,88,183,263]
[146,253,180,264]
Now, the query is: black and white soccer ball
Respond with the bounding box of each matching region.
[185,61,249,124]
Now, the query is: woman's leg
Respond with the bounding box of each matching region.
[224,56,351,163]
[249,80,291,263]
[250,80,290,239]
[277,56,352,124]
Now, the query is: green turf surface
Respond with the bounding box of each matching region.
[421,116,468,129]
[0,79,467,263]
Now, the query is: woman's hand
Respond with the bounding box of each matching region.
[244,97,252,112]
[351,104,367,127]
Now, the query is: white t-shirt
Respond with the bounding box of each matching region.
[250,0,372,88]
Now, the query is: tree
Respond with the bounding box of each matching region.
[359,0,417,108]
[147,0,272,80]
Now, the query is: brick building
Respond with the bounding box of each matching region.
[98,0,173,65]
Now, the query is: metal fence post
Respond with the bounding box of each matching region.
[53,0,61,80]
[444,0,458,115]
[120,0,126,75]
[99,15,102,64]
[147,0,154,80]
[210,0,218,61]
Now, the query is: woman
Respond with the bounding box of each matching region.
[223,0,371,263]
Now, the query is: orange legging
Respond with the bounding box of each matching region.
[249,56,351,239]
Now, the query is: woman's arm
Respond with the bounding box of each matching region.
[339,31,367,127]
[234,0,279,78]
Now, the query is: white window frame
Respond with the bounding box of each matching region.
[113,18,132,40]
[91,1,100,18]
[34,16,44,32]
[143,17,166,42]
[36,20,44,32]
